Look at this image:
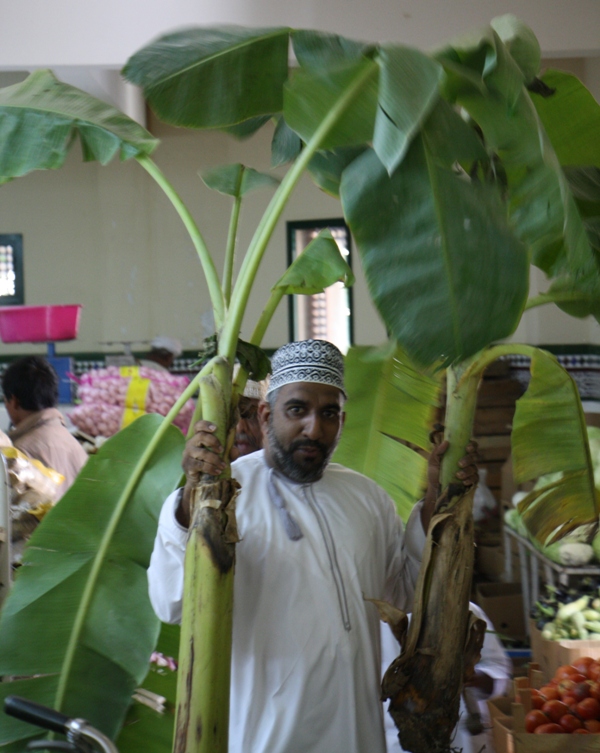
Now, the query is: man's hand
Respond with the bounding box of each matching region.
[421,425,479,533]
[177,420,230,528]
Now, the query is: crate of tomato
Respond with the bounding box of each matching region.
[492,657,600,751]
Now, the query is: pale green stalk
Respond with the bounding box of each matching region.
[250,287,285,347]
[136,155,226,329]
[223,171,244,305]
[229,287,286,399]
[525,291,588,310]
[440,344,539,489]
[218,63,377,362]
[175,357,234,753]
[53,360,215,711]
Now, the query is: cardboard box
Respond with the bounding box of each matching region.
[486,529,523,584]
[475,582,526,640]
[529,620,600,683]
[476,543,506,581]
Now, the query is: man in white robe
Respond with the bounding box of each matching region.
[148,339,477,753]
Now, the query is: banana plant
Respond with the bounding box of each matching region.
[0,13,599,753]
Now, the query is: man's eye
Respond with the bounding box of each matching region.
[287,406,303,416]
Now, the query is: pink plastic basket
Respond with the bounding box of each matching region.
[0,305,82,343]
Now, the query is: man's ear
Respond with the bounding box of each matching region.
[258,399,271,431]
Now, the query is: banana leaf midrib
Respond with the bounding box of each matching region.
[422,136,464,357]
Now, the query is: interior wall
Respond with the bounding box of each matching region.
[3,0,599,68]
[0,119,387,356]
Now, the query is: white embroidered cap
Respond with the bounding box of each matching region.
[266,339,346,397]
[150,336,183,357]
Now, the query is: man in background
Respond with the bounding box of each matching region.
[2,356,88,498]
[138,336,183,371]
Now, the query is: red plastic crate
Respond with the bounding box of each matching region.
[0,305,82,343]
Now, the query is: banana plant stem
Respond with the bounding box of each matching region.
[218,62,377,362]
[53,359,215,712]
[525,291,588,310]
[440,344,540,489]
[136,154,226,329]
[223,190,243,306]
[250,288,285,347]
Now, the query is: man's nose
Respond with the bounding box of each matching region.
[302,413,323,439]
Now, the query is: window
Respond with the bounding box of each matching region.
[0,234,24,306]
[287,219,353,354]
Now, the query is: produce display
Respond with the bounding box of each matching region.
[532,581,600,641]
[521,657,600,734]
[504,426,600,566]
[68,366,195,437]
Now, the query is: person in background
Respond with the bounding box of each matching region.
[148,339,479,753]
[232,364,266,457]
[2,356,88,498]
[381,601,512,753]
[138,336,183,371]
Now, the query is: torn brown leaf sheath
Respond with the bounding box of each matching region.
[380,486,484,753]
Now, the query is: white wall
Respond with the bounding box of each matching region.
[0,118,387,356]
[2,0,599,68]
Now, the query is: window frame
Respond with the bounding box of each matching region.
[286,218,354,347]
[0,233,24,306]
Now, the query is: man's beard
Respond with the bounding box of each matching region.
[267,419,336,483]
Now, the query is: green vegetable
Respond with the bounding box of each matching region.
[556,595,590,622]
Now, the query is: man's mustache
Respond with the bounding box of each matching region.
[289,439,328,455]
[235,432,259,446]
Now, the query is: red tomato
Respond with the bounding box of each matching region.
[583,719,600,732]
[589,682,600,703]
[576,698,600,721]
[573,682,591,701]
[555,665,580,681]
[525,710,550,733]
[542,700,570,723]
[588,663,600,683]
[558,679,575,698]
[540,685,560,701]
[531,694,546,710]
[534,723,565,734]
[559,713,583,733]
[572,657,597,677]
[572,728,591,733]
[570,673,588,684]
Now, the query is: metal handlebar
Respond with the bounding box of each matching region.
[4,696,119,753]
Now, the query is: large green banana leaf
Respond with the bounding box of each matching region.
[437,26,599,283]
[0,70,158,181]
[122,26,291,129]
[533,168,600,321]
[340,136,529,367]
[117,623,180,753]
[333,344,442,521]
[283,58,379,150]
[372,45,443,174]
[533,71,600,168]
[0,415,184,748]
[511,348,600,544]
